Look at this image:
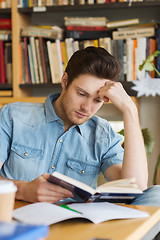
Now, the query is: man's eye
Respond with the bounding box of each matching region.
[78,92,85,96]
[95,99,102,103]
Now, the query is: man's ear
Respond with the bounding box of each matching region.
[61,72,68,89]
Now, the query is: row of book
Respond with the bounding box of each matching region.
[0,0,11,8]
[0,40,12,84]
[19,34,158,85]
[17,0,147,8]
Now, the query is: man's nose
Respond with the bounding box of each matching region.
[81,99,91,112]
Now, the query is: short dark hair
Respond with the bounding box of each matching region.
[65,46,122,87]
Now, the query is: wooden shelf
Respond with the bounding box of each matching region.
[19,82,137,97]
[0,8,11,13]
[0,90,12,97]
[19,83,61,89]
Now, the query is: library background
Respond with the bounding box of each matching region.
[0,0,160,186]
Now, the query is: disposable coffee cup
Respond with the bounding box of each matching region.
[0,180,17,222]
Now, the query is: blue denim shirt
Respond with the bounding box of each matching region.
[0,94,123,189]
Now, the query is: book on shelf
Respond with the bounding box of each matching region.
[106,18,140,29]
[35,38,44,84]
[0,18,11,29]
[64,17,108,27]
[21,26,64,40]
[4,42,12,84]
[157,27,160,78]
[0,40,6,84]
[148,37,156,78]
[48,171,143,204]
[0,221,49,239]
[0,29,11,40]
[29,37,40,84]
[66,25,108,31]
[112,27,155,40]
[66,30,109,40]
[117,21,158,31]
[46,40,56,84]
[38,37,48,84]
[23,37,31,84]
[42,38,52,83]
[13,201,149,226]
[0,0,11,8]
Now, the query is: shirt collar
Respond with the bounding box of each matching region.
[44,93,60,123]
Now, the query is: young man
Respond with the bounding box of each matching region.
[0,47,159,205]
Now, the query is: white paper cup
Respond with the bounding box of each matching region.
[0,180,17,222]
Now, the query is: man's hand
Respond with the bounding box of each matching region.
[15,173,74,203]
[98,80,134,113]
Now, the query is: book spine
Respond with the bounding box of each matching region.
[43,38,52,83]
[35,38,44,83]
[29,36,40,83]
[38,37,48,84]
[0,18,11,29]
[112,27,155,40]
[46,40,56,84]
[157,28,160,78]
[66,25,107,31]
[23,37,31,84]
[0,40,6,83]
[4,42,12,84]
[66,30,108,40]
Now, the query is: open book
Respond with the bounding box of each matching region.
[13,202,149,225]
[48,171,143,204]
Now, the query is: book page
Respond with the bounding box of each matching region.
[97,178,142,193]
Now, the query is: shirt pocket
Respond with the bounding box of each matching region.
[7,144,43,181]
[65,158,100,188]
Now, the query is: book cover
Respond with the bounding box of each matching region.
[0,221,49,240]
[48,171,143,203]
[112,27,155,40]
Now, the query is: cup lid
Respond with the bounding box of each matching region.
[0,180,17,194]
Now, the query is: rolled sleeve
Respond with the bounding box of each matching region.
[0,105,12,163]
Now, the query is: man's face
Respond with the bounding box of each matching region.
[61,74,107,126]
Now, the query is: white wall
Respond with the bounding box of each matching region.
[140,96,160,187]
[97,96,160,187]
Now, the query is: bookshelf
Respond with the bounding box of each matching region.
[1,1,160,106]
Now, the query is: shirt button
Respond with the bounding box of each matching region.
[59,139,63,143]
[81,170,85,174]
[24,152,27,156]
[51,166,55,169]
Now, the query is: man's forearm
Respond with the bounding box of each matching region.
[122,102,148,190]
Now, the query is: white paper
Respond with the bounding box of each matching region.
[132,74,160,97]
[13,202,149,225]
